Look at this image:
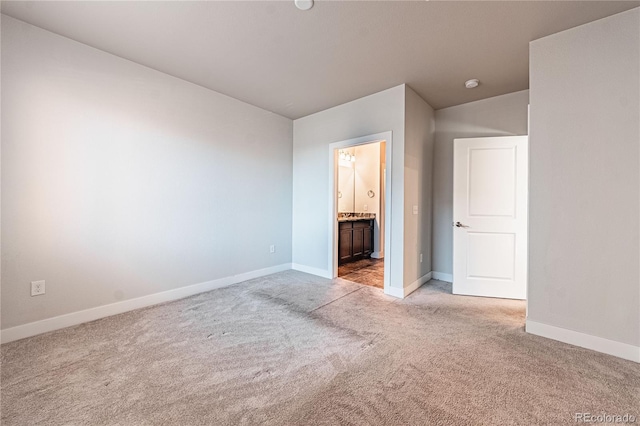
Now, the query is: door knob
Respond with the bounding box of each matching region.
[454,221,467,228]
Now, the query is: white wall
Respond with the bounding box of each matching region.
[1,16,293,329]
[404,86,435,286]
[528,9,640,353]
[292,85,406,289]
[353,142,382,255]
[432,90,530,277]
[292,85,435,293]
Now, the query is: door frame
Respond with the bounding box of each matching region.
[328,131,392,294]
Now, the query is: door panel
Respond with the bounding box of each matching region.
[352,228,364,258]
[466,232,515,280]
[468,148,516,217]
[363,226,372,255]
[339,229,353,263]
[453,136,528,300]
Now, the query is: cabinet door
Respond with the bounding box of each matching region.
[352,227,364,258]
[339,229,353,264]
[363,225,373,255]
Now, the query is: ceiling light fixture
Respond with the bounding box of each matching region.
[294,0,314,11]
[465,79,480,89]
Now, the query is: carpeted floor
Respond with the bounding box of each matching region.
[2,271,639,425]
[338,258,384,288]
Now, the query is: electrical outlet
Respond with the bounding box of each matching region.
[31,280,46,296]
[269,245,275,253]
[363,204,368,211]
[420,253,423,263]
[413,205,418,215]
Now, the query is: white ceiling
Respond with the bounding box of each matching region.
[2,1,638,119]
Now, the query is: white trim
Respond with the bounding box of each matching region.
[526,320,640,363]
[432,271,453,282]
[291,263,332,279]
[404,271,432,297]
[371,251,384,259]
[328,131,393,296]
[384,271,432,299]
[384,286,404,298]
[0,263,292,344]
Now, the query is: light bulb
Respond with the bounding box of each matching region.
[340,151,346,160]
[351,155,356,162]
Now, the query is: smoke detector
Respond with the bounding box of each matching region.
[295,0,314,10]
[465,79,480,89]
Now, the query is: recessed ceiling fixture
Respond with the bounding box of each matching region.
[294,0,314,11]
[465,79,480,89]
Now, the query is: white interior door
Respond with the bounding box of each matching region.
[453,136,528,300]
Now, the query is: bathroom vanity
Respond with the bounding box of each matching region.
[338,214,375,265]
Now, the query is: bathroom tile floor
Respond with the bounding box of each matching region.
[338,258,384,289]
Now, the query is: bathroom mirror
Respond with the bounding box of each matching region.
[337,144,383,214]
[338,161,355,212]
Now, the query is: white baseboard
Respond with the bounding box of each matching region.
[291,263,332,279]
[371,252,384,259]
[384,286,404,298]
[526,320,640,363]
[1,263,292,344]
[432,271,453,282]
[384,271,432,299]
[404,271,432,297]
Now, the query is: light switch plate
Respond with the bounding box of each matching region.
[413,205,418,215]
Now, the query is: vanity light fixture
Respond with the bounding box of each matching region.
[338,150,357,163]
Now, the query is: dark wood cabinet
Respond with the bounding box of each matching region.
[363,226,372,255]
[339,228,353,262]
[338,219,374,265]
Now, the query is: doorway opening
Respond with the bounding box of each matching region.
[328,132,392,293]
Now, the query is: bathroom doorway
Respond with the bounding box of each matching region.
[328,132,392,292]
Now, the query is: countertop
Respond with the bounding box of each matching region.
[337,213,376,222]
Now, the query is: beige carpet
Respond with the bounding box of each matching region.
[2,271,638,425]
